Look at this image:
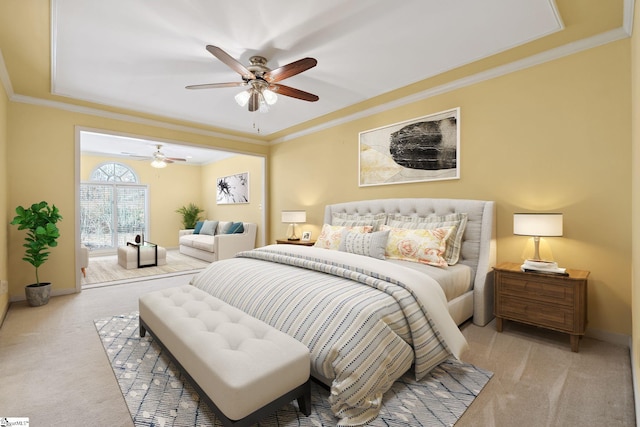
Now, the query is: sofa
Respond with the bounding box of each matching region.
[179,220,257,262]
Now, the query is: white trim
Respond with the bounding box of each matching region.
[0,49,14,98]
[272,26,631,144]
[1,6,635,146]
[631,337,640,427]
[9,94,266,145]
[585,327,631,348]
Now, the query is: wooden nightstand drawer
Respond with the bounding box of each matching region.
[498,273,574,306]
[497,295,574,332]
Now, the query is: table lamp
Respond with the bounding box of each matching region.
[513,213,563,261]
[281,210,306,241]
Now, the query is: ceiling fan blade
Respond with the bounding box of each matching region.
[166,157,187,162]
[270,84,319,102]
[185,82,246,90]
[264,57,317,83]
[206,45,255,81]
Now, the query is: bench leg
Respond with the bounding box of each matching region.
[139,321,146,338]
[297,380,311,416]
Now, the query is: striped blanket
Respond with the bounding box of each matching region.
[190,245,467,426]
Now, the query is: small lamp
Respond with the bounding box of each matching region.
[281,210,306,241]
[513,213,563,261]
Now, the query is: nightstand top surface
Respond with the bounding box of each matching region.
[494,262,590,280]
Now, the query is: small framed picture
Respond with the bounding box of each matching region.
[301,231,312,241]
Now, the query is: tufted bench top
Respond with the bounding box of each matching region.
[139,285,311,424]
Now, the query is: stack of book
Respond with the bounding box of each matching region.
[520,260,568,276]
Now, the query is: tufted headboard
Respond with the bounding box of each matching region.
[324,198,496,326]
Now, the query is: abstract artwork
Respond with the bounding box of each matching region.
[359,108,460,186]
[216,172,249,204]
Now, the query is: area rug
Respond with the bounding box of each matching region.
[82,249,210,286]
[95,313,492,427]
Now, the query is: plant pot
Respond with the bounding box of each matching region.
[25,282,52,307]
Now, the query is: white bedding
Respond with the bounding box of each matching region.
[386,259,473,301]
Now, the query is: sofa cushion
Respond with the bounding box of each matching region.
[193,221,204,234]
[179,234,216,252]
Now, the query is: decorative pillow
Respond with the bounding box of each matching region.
[199,220,219,236]
[314,224,373,250]
[339,230,390,260]
[216,221,232,235]
[381,224,455,267]
[388,213,468,265]
[226,222,245,234]
[331,212,387,231]
[193,221,204,234]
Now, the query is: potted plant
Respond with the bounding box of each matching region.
[10,201,63,306]
[176,203,204,229]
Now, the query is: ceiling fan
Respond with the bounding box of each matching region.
[124,145,187,169]
[186,45,319,112]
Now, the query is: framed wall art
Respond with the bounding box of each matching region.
[216,172,249,204]
[358,107,460,187]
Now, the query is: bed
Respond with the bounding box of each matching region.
[190,198,496,426]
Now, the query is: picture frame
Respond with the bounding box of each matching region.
[216,172,249,204]
[301,231,312,241]
[358,107,460,187]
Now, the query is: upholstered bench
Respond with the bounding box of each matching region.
[117,243,166,269]
[138,285,311,426]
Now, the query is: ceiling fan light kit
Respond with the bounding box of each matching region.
[187,45,318,113]
[151,159,167,169]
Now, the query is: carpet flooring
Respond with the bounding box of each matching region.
[95,312,493,427]
[82,249,210,287]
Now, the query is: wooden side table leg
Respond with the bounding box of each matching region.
[496,317,503,332]
[570,334,580,352]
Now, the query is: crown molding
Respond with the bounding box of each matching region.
[272,22,632,145]
[8,93,266,145]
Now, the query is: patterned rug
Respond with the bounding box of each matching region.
[95,313,492,427]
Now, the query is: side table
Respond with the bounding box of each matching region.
[493,262,589,352]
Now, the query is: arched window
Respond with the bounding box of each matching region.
[81,163,148,251]
[90,162,138,182]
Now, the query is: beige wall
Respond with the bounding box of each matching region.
[270,39,632,336]
[201,155,265,247]
[6,101,267,300]
[0,72,8,322]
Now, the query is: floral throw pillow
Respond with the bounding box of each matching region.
[380,224,455,267]
[314,224,373,250]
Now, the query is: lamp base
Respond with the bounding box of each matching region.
[287,237,300,241]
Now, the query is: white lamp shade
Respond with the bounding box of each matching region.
[150,159,167,169]
[513,213,563,237]
[281,210,306,223]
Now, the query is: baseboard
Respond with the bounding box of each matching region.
[630,337,640,427]
[9,287,77,302]
[585,327,630,348]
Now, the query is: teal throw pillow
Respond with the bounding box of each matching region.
[193,221,204,234]
[226,222,245,234]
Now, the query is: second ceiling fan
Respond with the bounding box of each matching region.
[186,45,319,112]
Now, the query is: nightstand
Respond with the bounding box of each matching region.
[275,239,316,246]
[493,262,589,352]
